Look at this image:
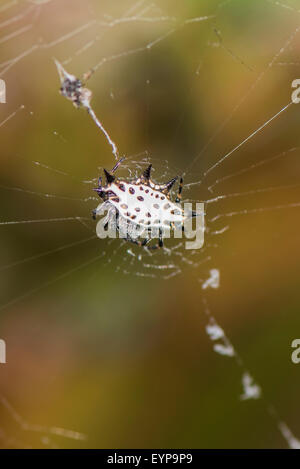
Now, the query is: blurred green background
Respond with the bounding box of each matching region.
[1,0,300,448]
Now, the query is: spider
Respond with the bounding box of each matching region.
[92,158,198,249]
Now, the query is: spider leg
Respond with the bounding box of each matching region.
[146,228,163,250]
[125,228,163,250]
[111,157,125,173]
[175,177,184,203]
[125,236,149,247]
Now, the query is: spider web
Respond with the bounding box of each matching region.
[1,0,300,448]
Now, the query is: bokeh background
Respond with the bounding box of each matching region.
[1,0,300,448]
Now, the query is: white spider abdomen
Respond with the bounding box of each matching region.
[108,181,184,229]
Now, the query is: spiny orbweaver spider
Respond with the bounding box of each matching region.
[54,61,204,249]
[92,158,205,250]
